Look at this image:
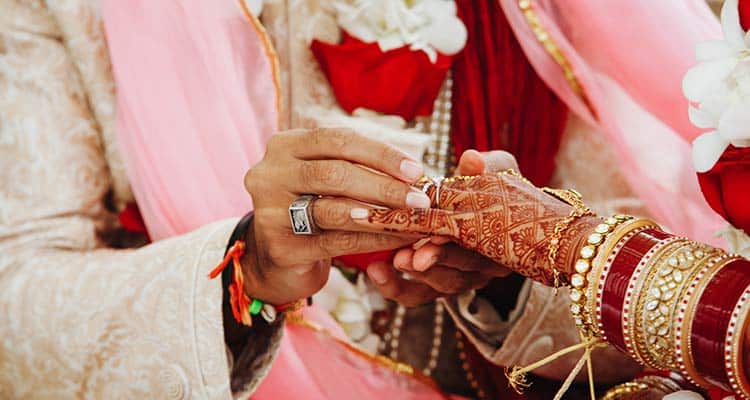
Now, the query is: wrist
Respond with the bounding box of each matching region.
[238,221,280,305]
[239,220,303,307]
[557,215,600,281]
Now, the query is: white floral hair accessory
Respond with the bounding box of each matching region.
[683,0,750,172]
[332,0,468,63]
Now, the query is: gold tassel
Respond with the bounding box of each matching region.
[505,337,603,395]
[586,347,597,400]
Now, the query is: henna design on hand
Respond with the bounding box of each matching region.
[363,173,599,286]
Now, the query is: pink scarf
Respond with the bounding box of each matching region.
[497,0,725,244]
[102,0,724,398]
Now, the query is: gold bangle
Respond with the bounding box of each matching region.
[569,214,631,338]
[633,240,709,370]
[543,187,593,288]
[620,236,681,367]
[600,381,649,400]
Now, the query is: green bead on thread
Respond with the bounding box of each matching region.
[248,298,264,315]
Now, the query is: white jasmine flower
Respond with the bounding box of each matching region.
[683,0,750,172]
[332,0,467,63]
[315,268,384,347]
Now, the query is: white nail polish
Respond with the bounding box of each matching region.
[350,208,369,219]
[406,191,431,208]
[400,159,424,181]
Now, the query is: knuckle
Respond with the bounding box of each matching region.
[380,145,403,168]
[310,127,356,151]
[300,161,350,191]
[243,167,259,194]
[316,201,350,228]
[319,232,360,257]
[266,133,286,153]
[320,162,351,188]
[379,180,407,205]
[265,243,286,265]
[494,151,519,171]
[253,212,276,236]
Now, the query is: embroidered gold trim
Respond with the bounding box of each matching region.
[237,0,284,128]
[287,313,450,398]
[516,0,595,116]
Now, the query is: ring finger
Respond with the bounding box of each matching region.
[291,160,431,209]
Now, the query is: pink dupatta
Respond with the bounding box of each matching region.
[102,0,725,398]
[499,0,726,244]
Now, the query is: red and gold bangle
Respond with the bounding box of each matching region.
[600,228,672,352]
[690,258,750,395]
[621,235,685,365]
[674,252,729,388]
[593,221,657,341]
[633,240,716,371]
[727,273,750,398]
[627,237,691,368]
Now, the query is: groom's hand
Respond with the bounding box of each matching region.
[366,150,516,306]
[243,127,430,306]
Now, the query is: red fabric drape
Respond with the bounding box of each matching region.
[450,0,568,186]
[311,33,452,120]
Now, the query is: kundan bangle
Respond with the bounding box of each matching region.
[569,214,631,338]
[621,235,685,366]
[632,240,713,370]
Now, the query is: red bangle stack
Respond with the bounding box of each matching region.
[692,259,750,393]
[595,224,750,398]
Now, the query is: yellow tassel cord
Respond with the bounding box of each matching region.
[506,337,604,400]
[586,347,596,400]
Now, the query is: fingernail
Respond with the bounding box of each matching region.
[400,159,424,182]
[416,255,438,272]
[350,208,369,219]
[367,265,388,284]
[406,191,431,208]
[394,258,413,271]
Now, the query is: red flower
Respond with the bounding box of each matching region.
[334,250,397,273]
[311,33,453,120]
[697,145,750,234]
[740,0,750,31]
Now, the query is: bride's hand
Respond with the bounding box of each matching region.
[365,150,516,306]
[354,168,600,286]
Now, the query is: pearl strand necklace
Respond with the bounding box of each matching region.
[417,72,454,175]
[382,302,445,376]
